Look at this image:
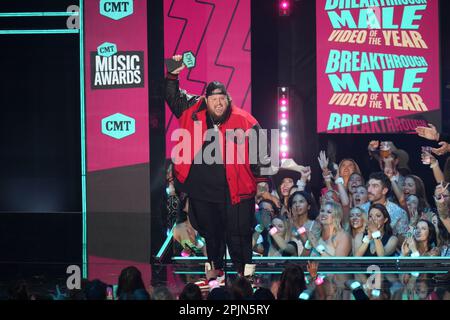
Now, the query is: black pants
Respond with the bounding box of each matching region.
[188,196,255,274]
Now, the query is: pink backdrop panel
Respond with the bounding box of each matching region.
[164,0,251,157]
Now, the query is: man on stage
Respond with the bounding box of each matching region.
[164,55,270,281]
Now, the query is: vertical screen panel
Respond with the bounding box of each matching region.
[0,35,81,213]
[316,0,441,134]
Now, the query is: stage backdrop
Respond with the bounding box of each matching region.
[317,0,441,134]
[84,0,151,285]
[164,0,252,158]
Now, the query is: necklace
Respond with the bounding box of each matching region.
[209,114,221,131]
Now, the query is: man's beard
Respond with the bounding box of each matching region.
[208,106,230,124]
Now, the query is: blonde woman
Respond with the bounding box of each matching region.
[304,201,352,257]
[268,216,297,257]
[349,207,367,256]
[338,158,361,189]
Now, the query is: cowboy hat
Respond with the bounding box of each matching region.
[271,159,306,189]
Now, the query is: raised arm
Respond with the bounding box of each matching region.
[368,140,381,163]
[318,151,333,191]
[377,236,398,257]
[270,232,297,256]
[389,174,406,209]
[435,182,450,233]
[164,55,201,119]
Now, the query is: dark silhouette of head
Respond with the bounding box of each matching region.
[277,264,306,300]
[231,277,253,300]
[117,266,148,300]
[179,283,202,300]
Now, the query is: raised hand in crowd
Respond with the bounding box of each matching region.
[300,166,312,183]
[421,150,445,183]
[368,140,380,152]
[256,182,281,208]
[318,150,334,192]
[415,123,450,156]
[318,150,329,173]
[306,261,319,279]
[434,181,449,204]
[415,123,440,141]
[434,182,450,233]
[432,141,450,156]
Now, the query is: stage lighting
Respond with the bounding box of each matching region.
[279,0,292,16]
[278,86,290,160]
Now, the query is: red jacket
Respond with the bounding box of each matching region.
[172,97,267,205]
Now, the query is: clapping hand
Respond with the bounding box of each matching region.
[308,231,319,248]
[415,123,439,141]
[401,238,411,256]
[367,219,379,236]
[432,141,450,156]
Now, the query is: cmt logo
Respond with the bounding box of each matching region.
[100,0,133,20]
[102,113,135,139]
[97,42,117,57]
